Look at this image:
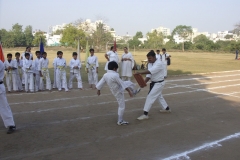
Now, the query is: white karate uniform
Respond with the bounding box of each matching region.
[13,59,23,91]
[144,60,168,112]
[87,55,99,85]
[68,58,83,89]
[21,52,33,84]
[0,60,15,128]
[53,57,58,88]
[104,51,119,71]
[121,52,134,81]
[96,70,135,121]
[33,58,41,91]
[161,53,170,77]
[23,59,34,92]
[56,58,68,91]
[39,58,51,90]
[4,60,16,92]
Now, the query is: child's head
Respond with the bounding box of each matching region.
[72,52,78,59]
[42,52,47,59]
[15,52,20,59]
[35,51,41,58]
[25,46,31,52]
[7,53,12,60]
[156,50,160,54]
[25,53,30,60]
[108,61,118,71]
[57,51,63,58]
[89,49,94,56]
[162,48,166,53]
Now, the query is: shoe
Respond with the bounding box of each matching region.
[137,115,149,120]
[134,88,141,96]
[160,109,171,113]
[117,120,129,125]
[7,126,16,134]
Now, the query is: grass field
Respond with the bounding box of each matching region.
[2,47,239,82]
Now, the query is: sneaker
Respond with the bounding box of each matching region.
[134,88,141,96]
[7,126,16,134]
[117,120,129,125]
[160,109,171,113]
[137,115,149,120]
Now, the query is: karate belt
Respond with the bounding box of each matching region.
[42,68,48,72]
[89,64,95,70]
[0,81,3,84]
[148,80,164,94]
[57,66,65,71]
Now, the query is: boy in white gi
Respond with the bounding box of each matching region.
[21,46,33,85]
[13,52,23,91]
[97,61,140,125]
[68,52,83,90]
[0,60,16,134]
[4,54,15,92]
[53,52,60,89]
[33,51,41,92]
[39,52,51,91]
[135,50,171,120]
[161,48,171,78]
[23,53,35,93]
[86,49,99,89]
[56,51,68,92]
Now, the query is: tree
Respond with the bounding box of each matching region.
[127,31,143,49]
[135,31,143,39]
[54,29,63,35]
[12,23,26,47]
[225,34,233,39]
[193,34,218,51]
[172,25,193,51]
[24,25,34,46]
[0,29,15,48]
[32,32,47,46]
[145,30,164,49]
[60,24,86,47]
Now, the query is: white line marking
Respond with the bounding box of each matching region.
[162,132,240,160]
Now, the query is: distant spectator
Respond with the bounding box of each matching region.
[235,49,239,60]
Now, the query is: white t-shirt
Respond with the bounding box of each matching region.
[146,60,164,82]
[161,53,170,64]
[21,52,33,60]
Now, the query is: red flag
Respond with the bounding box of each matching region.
[0,42,4,62]
[113,38,117,51]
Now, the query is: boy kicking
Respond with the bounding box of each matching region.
[96,61,140,125]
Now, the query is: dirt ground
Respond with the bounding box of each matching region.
[1,70,240,160]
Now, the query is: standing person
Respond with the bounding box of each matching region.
[104,46,119,71]
[121,47,134,81]
[53,52,60,89]
[56,51,68,92]
[4,54,15,92]
[156,50,161,61]
[161,48,171,78]
[39,52,51,91]
[96,61,134,125]
[33,51,41,92]
[87,49,99,89]
[13,52,23,91]
[135,50,171,120]
[23,53,35,93]
[235,49,239,60]
[21,46,33,85]
[68,52,83,90]
[0,60,16,134]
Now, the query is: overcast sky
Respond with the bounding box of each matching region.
[0,0,239,36]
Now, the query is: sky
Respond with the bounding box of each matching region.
[0,0,240,36]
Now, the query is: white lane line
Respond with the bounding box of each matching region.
[162,132,240,160]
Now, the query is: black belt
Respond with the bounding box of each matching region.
[148,80,164,94]
[0,81,3,84]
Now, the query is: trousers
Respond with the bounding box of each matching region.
[40,69,51,90]
[24,72,34,92]
[88,69,98,85]
[0,84,15,128]
[56,69,68,91]
[69,72,82,89]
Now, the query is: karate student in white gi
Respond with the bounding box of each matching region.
[13,52,23,91]
[86,49,99,89]
[56,51,68,92]
[96,61,138,125]
[4,54,15,92]
[39,52,51,91]
[68,52,83,90]
[121,47,134,81]
[21,46,33,85]
[161,48,171,78]
[23,53,35,93]
[135,50,171,120]
[104,46,119,71]
[33,51,41,92]
[0,60,16,134]
[53,52,60,89]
